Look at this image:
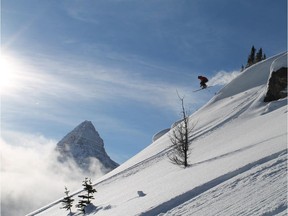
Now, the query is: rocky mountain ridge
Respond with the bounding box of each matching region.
[56,120,118,173]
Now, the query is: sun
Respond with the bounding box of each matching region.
[0,55,20,92]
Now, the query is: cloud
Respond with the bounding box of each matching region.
[0,131,106,216]
[209,70,240,86]
[2,50,201,119]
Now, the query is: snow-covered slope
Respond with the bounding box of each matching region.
[56,120,118,173]
[27,52,287,216]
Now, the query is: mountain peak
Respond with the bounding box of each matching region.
[69,120,103,147]
[56,120,118,173]
[78,120,93,127]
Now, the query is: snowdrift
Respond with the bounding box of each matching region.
[27,52,287,216]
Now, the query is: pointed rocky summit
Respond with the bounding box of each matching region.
[56,120,118,173]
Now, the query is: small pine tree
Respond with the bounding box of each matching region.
[76,178,97,213]
[60,187,74,214]
[247,45,256,67]
[255,48,263,63]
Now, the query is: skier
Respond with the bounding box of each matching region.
[198,76,208,89]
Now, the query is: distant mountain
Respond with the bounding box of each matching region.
[56,120,118,173]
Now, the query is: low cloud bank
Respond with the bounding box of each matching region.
[1,132,106,216]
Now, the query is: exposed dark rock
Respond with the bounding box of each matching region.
[264,67,287,102]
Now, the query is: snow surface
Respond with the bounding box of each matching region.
[27,52,287,216]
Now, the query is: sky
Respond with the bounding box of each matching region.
[1,0,287,164]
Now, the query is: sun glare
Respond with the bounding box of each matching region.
[0,55,20,93]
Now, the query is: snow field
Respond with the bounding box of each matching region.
[163,151,287,216]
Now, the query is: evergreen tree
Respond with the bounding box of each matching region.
[60,187,74,214]
[247,45,256,67]
[256,48,263,62]
[76,178,97,213]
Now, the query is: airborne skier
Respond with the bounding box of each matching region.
[198,75,209,89]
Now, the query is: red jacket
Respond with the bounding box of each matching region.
[198,76,208,82]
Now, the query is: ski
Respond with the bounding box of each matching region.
[193,86,212,92]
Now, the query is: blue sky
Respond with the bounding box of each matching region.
[1,0,287,163]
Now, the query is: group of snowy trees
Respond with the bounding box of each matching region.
[242,45,266,70]
[60,177,97,215]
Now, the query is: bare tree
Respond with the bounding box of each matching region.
[168,94,196,168]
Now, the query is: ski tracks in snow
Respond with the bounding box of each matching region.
[140,150,287,216]
[191,86,263,143]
